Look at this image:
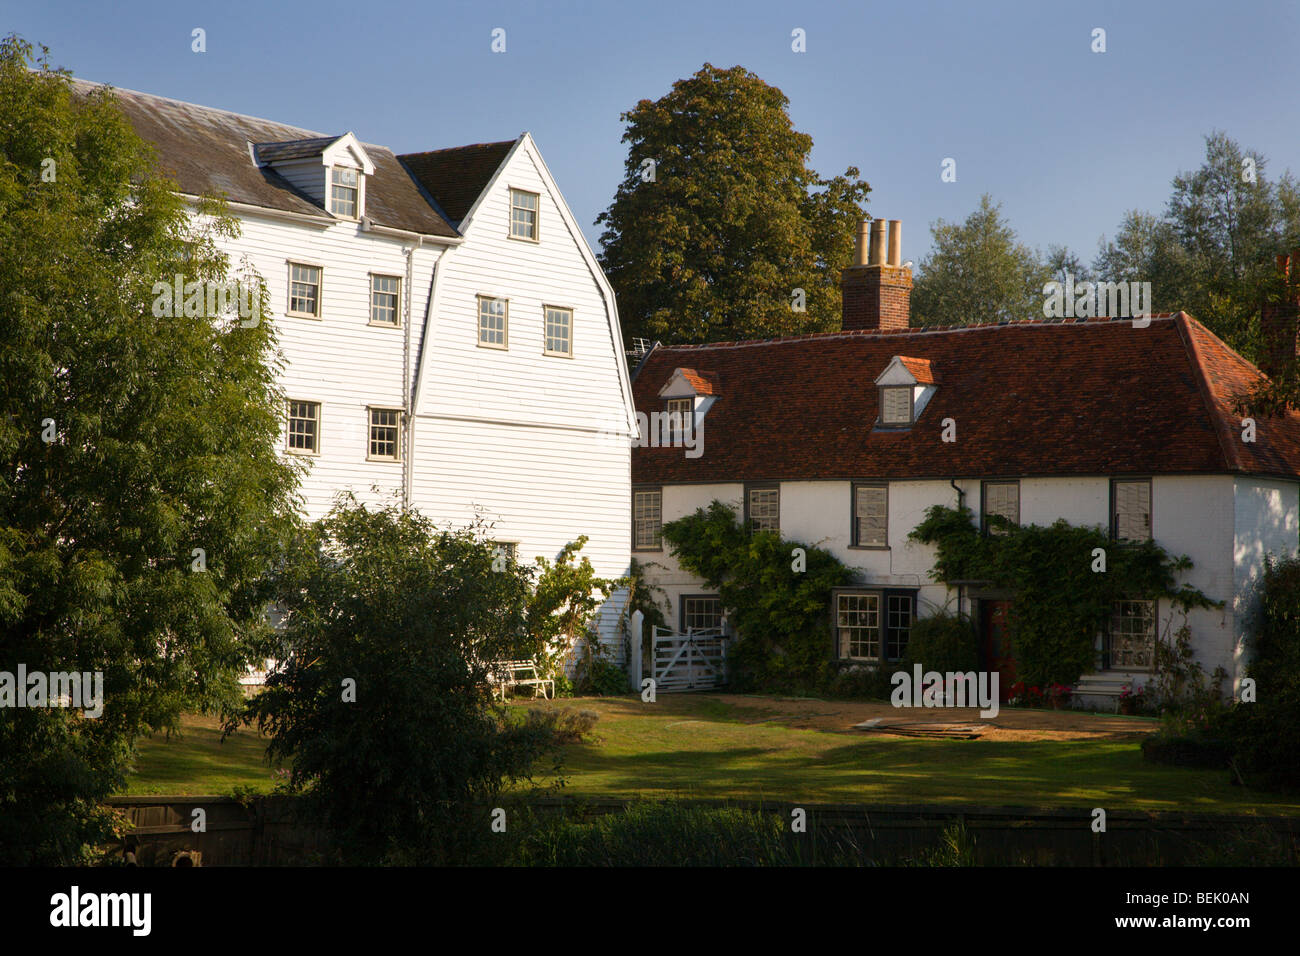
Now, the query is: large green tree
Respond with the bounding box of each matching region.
[0,36,300,863]
[1094,132,1300,364]
[596,64,870,345]
[910,194,1052,326]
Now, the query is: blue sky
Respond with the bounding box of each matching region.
[9,0,1300,265]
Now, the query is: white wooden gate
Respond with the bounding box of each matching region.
[651,625,728,691]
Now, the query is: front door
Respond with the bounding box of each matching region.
[980,600,1016,701]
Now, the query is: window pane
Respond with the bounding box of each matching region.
[330,167,359,217]
[882,387,912,424]
[682,597,723,633]
[886,595,913,661]
[368,408,400,460]
[511,190,538,239]
[985,482,1019,534]
[545,307,571,355]
[289,264,320,315]
[1108,600,1155,669]
[748,487,779,532]
[855,485,887,546]
[371,276,399,325]
[634,490,661,549]
[665,398,692,442]
[287,400,320,453]
[478,297,507,346]
[1115,481,1151,542]
[837,593,880,660]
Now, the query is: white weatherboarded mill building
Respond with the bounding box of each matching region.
[80,80,638,664]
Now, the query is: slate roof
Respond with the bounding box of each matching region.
[631,313,1300,484]
[71,79,459,238]
[398,141,516,226]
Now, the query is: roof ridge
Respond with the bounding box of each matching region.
[651,314,1185,351]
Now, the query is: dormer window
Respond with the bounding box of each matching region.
[665,398,693,442]
[330,166,360,218]
[880,386,913,426]
[874,356,938,430]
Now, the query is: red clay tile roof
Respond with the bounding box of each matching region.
[631,313,1300,484]
[895,356,938,384]
[398,141,516,225]
[671,368,719,396]
[73,80,459,238]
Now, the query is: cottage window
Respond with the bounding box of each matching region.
[1112,479,1152,542]
[879,386,913,426]
[330,166,360,217]
[286,400,321,454]
[370,275,400,326]
[288,263,321,317]
[665,398,693,442]
[478,295,508,348]
[835,590,913,662]
[681,595,724,634]
[633,488,662,550]
[852,483,888,547]
[982,481,1020,535]
[544,306,572,356]
[367,407,401,461]
[745,485,780,533]
[1105,600,1156,670]
[510,189,539,240]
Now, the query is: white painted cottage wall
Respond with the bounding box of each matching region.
[643,474,1244,680]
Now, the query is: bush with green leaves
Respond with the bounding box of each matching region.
[1212,555,1300,790]
[237,501,559,864]
[910,505,1219,687]
[902,611,979,675]
[0,37,300,864]
[663,501,854,691]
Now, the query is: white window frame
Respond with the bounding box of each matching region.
[369,274,401,327]
[544,305,573,357]
[477,295,508,349]
[287,261,322,319]
[330,165,361,219]
[509,188,540,241]
[633,488,662,551]
[1106,599,1157,671]
[680,595,724,634]
[982,480,1020,536]
[366,407,402,462]
[665,398,693,443]
[286,399,322,455]
[745,484,780,534]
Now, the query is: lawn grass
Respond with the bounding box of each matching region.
[120,695,1300,816]
[123,712,280,796]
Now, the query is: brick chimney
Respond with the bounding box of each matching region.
[1261,251,1300,380]
[842,218,912,331]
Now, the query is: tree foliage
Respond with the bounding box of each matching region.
[238,501,557,864]
[0,35,300,863]
[596,64,870,345]
[910,194,1052,325]
[1095,131,1300,366]
[909,505,1219,687]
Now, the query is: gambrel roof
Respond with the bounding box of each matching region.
[631,313,1300,484]
[398,141,517,226]
[69,79,459,238]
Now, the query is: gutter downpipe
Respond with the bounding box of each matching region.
[950,479,966,619]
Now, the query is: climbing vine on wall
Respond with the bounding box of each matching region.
[908,505,1221,686]
[662,501,854,691]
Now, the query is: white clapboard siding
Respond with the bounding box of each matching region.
[214,211,445,520]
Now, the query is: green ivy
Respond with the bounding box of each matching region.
[909,505,1221,686]
[662,501,854,690]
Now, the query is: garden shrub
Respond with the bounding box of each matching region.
[902,611,979,675]
[825,665,895,700]
[1212,554,1300,790]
